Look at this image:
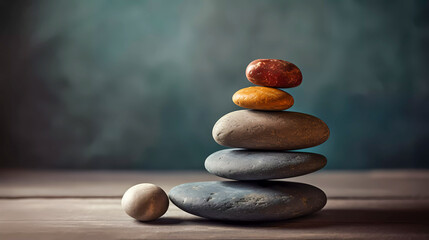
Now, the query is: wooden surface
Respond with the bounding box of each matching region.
[0,170,428,239]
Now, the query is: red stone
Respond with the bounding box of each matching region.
[245,59,302,88]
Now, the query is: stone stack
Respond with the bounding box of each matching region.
[169,59,330,221]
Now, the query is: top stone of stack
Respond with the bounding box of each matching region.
[245,59,302,88]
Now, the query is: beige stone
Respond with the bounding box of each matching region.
[121,183,169,221]
[212,110,329,150]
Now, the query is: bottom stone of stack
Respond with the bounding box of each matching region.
[168,181,326,222]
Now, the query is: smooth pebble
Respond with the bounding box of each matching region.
[232,86,294,111]
[121,183,169,221]
[246,59,302,88]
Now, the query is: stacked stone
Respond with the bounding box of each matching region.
[169,59,330,222]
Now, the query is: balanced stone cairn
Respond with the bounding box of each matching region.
[169,59,330,221]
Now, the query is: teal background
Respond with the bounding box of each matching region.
[1,0,428,169]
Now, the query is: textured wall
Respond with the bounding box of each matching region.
[1,0,428,169]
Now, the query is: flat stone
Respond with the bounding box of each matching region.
[205,149,327,180]
[169,181,327,221]
[212,110,330,150]
[232,86,294,111]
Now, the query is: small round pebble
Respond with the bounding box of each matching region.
[121,183,169,221]
[232,86,294,111]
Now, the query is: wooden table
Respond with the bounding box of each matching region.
[0,170,428,239]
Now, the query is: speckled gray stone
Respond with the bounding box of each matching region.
[168,181,327,221]
[205,149,327,180]
[212,110,330,150]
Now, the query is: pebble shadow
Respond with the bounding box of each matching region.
[138,207,429,232]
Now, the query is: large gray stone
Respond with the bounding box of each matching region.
[205,149,327,180]
[169,181,327,221]
[212,110,330,150]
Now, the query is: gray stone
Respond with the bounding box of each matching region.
[205,149,327,180]
[168,181,327,221]
[212,110,330,150]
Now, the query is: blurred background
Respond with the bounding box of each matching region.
[0,0,428,170]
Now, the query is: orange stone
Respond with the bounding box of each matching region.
[232,86,294,111]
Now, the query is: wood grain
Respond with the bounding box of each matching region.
[0,198,428,240]
[0,170,428,239]
[1,170,428,198]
